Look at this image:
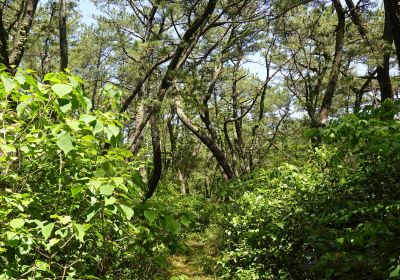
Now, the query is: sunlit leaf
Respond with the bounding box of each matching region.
[120,205,134,220]
[56,131,74,155]
[10,218,25,229]
[42,223,55,240]
[52,84,72,98]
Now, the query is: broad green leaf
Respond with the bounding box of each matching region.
[390,265,400,278]
[66,119,81,131]
[14,72,26,85]
[93,119,104,134]
[6,231,18,240]
[42,223,55,240]
[72,222,90,242]
[48,238,60,249]
[58,216,71,225]
[113,177,124,185]
[105,196,116,206]
[71,185,84,197]
[16,100,31,117]
[86,210,97,222]
[104,125,119,140]
[52,84,73,98]
[80,114,97,125]
[56,132,74,155]
[34,260,49,272]
[58,98,72,113]
[120,205,134,220]
[1,76,15,93]
[94,169,106,177]
[275,222,284,229]
[99,184,114,196]
[144,209,158,224]
[109,125,119,136]
[10,218,25,229]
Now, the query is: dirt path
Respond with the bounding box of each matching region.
[168,228,221,280]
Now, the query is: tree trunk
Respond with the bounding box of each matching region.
[346,0,394,102]
[9,0,39,69]
[125,0,217,148]
[377,0,394,102]
[143,113,162,201]
[174,97,236,180]
[0,9,10,68]
[59,0,68,71]
[318,0,345,125]
[384,0,400,68]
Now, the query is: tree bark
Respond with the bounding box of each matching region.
[59,0,68,71]
[377,0,394,102]
[318,0,345,125]
[143,113,162,201]
[384,0,400,68]
[9,0,39,68]
[0,6,10,68]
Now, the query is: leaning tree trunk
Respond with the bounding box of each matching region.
[9,0,39,69]
[318,0,345,125]
[174,97,236,180]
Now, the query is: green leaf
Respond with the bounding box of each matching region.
[99,184,114,196]
[56,132,74,155]
[144,209,158,224]
[72,222,90,242]
[390,265,400,278]
[336,237,345,245]
[10,218,25,229]
[58,216,71,225]
[275,222,284,229]
[48,238,60,249]
[113,177,124,185]
[86,210,97,222]
[16,100,31,117]
[165,215,181,234]
[105,196,116,206]
[93,119,104,135]
[80,114,97,125]
[1,76,15,93]
[71,185,84,197]
[42,223,55,240]
[66,119,81,131]
[58,98,71,113]
[52,84,73,98]
[105,125,120,140]
[120,205,134,220]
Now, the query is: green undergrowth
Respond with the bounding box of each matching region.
[215,104,400,279]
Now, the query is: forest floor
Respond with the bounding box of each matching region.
[167,225,221,279]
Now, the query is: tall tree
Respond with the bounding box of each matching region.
[0,0,39,69]
[59,0,68,70]
[318,0,345,125]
